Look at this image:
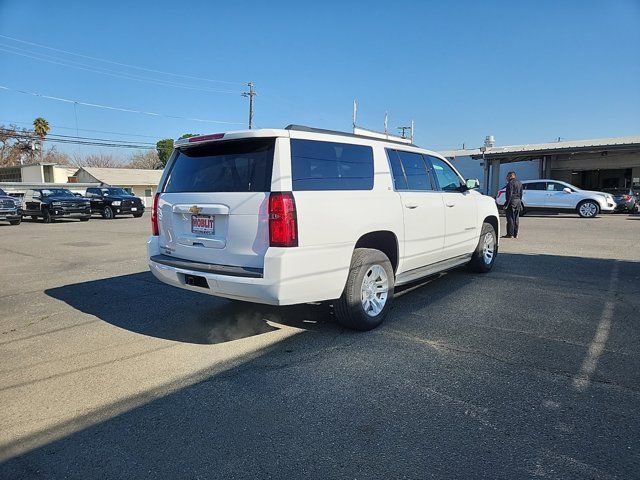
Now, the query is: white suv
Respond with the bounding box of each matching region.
[495,179,615,218]
[148,125,500,330]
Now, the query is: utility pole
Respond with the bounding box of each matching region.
[242,82,256,129]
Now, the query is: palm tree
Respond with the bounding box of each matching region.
[33,117,50,163]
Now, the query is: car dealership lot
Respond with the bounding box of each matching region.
[0,214,639,479]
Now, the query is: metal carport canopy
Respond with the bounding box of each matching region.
[468,135,640,163]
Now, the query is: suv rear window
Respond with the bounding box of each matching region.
[163,138,275,193]
[290,139,374,191]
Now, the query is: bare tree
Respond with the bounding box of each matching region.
[0,124,34,167]
[41,147,72,165]
[73,153,123,168]
[127,150,162,169]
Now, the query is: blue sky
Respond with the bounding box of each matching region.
[0,0,639,158]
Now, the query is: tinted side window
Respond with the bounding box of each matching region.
[290,139,374,191]
[429,156,463,192]
[523,182,546,191]
[385,149,408,190]
[164,138,274,193]
[396,151,434,191]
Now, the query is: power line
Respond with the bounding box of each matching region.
[0,119,160,139]
[0,45,241,95]
[40,138,154,149]
[0,34,245,86]
[2,130,154,150]
[1,128,155,145]
[0,85,245,125]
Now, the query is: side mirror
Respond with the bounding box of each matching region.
[563,187,572,194]
[465,178,480,190]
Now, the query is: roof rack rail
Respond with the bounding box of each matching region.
[285,124,417,147]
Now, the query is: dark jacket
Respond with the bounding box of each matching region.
[504,179,523,210]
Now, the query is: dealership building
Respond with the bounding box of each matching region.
[440,135,640,196]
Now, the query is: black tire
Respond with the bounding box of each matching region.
[334,248,395,331]
[9,218,21,225]
[42,208,53,223]
[467,222,498,273]
[577,200,599,218]
[30,216,38,221]
[133,213,143,218]
[102,206,115,219]
[520,205,527,216]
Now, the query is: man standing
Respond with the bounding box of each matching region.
[503,171,523,238]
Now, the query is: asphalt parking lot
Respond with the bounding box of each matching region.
[0,213,639,479]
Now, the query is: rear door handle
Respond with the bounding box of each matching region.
[445,203,455,207]
[405,203,419,209]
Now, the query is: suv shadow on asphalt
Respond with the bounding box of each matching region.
[7,253,640,479]
[43,251,640,345]
[43,259,485,344]
[43,271,342,344]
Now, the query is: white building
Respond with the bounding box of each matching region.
[0,163,78,183]
[440,135,640,195]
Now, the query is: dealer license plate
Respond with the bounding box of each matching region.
[191,215,214,235]
[131,207,137,211]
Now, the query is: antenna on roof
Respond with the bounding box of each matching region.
[398,125,411,139]
[350,100,413,144]
[352,99,357,133]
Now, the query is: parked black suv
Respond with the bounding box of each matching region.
[22,188,91,223]
[0,187,21,225]
[85,187,145,219]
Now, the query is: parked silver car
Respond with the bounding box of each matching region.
[496,179,615,218]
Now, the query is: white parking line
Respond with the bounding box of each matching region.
[572,261,619,392]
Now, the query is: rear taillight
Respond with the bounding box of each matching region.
[269,192,298,247]
[497,189,505,198]
[188,133,224,142]
[151,193,160,236]
[622,195,632,201]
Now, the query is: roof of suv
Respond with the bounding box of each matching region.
[172,125,451,159]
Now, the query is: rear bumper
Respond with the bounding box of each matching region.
[150,254,263,278]
[147,236,352,305]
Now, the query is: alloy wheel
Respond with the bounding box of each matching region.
[360,264,389,317]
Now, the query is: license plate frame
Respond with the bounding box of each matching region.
[191,214,215,235]
[131,207,137,212]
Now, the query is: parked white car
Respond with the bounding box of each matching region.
[148,125,500,330]
[495,179,615,218]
